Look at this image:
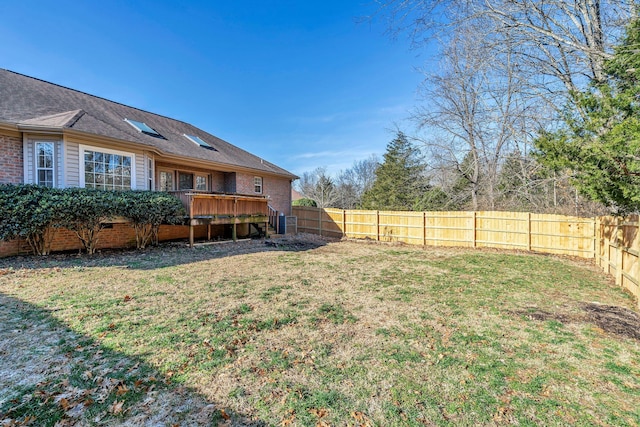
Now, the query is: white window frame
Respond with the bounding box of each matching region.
[79,145,136,190]
[146,156,154,191]
[35,141,56,187]
[254,176,263,194]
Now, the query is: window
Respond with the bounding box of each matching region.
[82,147,133,190]
[184,134,215,150]
[147,158,154,190]
[35,142,55,187]
[254,176,263,193]
[159,171,174,191]
[195,175,208,191]
[161,171,207,191]
[178,172,194,190]
[124,118,163,138]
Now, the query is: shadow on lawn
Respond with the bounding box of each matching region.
[0,293,264,426]
[0,235,328,272]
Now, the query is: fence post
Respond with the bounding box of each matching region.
[342,209,346,238]
[527,212,532,252]
[594,217,600,265]
[318,208,323,237]
[615,217,623,287]
[472,211,477,248]
[376,211,380,241]
[423,212,427,246]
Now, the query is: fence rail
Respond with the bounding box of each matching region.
[292,207,640,308]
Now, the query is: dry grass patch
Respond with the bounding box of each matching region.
[1,236,640,426]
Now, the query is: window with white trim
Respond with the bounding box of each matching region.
[35,142,55,187]
[147,158,154,190]
[81,147,134,190]
[254,176,263,194]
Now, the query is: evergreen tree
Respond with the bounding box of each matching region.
[361,132,430,211]
[535,18,640,213]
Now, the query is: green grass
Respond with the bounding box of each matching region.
[1,240,639,425]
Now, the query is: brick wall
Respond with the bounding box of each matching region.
[235,173,291,214]
[264,175,293,216]
[0,132,23,184]
[211,171,226,192]
[0,223,222,258]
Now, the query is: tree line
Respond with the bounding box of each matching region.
[297,1,640,216]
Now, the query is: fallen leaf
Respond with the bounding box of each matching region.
[110,400,124,415]
[59,398,70,411]
[123,295,132,302]
[220,408,231,420]
[23,415,37,424]
[116,384,129,396]
[309,408,328,418]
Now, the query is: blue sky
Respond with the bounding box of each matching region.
[0,1,425,177]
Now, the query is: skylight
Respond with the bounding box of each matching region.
[184,134,215,150]
[124,118,162,137]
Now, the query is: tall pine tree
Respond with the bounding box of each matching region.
[535,18,640,213]
[360,132,430,211]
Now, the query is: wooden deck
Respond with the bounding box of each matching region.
[170,191,270,246]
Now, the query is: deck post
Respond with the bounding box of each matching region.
[233,198,238,242]
[189,196,195,248]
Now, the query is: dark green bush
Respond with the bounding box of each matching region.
[0,184,62,255]
[0,185,187,255]
[56,188,118,255]
[118,191,185,249]
[292,198,318,207]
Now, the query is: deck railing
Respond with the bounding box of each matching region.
[169,190,269,218]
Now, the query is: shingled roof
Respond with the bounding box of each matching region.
[0,69,296,179]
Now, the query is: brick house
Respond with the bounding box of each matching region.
[0,69,297,256]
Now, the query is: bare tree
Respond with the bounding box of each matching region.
[372,0,635,212]
[334,155,380,209]
[374,0,633,101]
[414,19,529,210]
[296,167,339,208]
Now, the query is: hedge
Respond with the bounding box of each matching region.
[0,185,185,255]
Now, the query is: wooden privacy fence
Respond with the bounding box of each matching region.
[292,207,640,308]
[597,215,640,305]
[293,207,596,257]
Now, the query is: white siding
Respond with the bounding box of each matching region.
[135,152,145,190]
[57,140,65,187]
[23,139,34,184]
[65,141,80,187]
[24,136,63,186]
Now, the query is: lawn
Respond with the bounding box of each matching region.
[1,236,640,426]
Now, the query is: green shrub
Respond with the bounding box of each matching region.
[0,184,62,255]
[56,188,118,255]
[118,191,185,249]
[0,185,187,255]
[292,198,317,207]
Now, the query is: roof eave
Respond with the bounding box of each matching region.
[2,119,297,180]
